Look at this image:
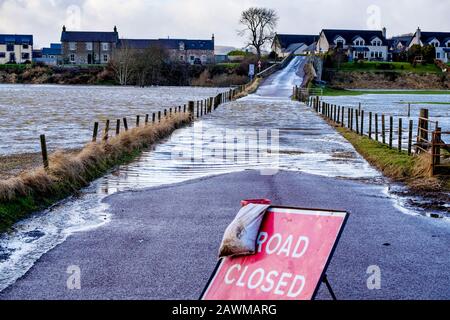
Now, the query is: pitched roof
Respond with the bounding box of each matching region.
[321,29,387,46]
[42,43,62,55]
[117,38,214,51]
[61,31,119,43]
[418,32,450,45]
[0,34,33,45]
[117,39,160,49]
[275,34,318,49]
[157,39,214,50]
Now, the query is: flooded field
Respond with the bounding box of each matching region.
[321,94,450,147]
[0,85,224,155]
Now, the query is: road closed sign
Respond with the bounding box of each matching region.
[201,207,349,300]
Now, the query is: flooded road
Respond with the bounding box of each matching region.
[0,56,448,293]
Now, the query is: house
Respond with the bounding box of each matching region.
[388,35,413,53]
[272,34,318,57]
[35,43,63,65]
[117,36,215,65]
[317,28,389,61]
[408,28,450,63]
[60,26,119,64]
[0,34,33,64]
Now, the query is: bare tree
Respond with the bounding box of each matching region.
[238,7,278,59]
[110,39,134,86]
[133,46,168,87]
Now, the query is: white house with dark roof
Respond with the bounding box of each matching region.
[272,34,318,57]
[408,28,450,63]
[317,29,389,61]
[0,34,33,64]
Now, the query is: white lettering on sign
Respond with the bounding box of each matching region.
[256,232,309,258]
[224,264,307,298]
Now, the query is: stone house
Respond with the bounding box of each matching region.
[317,29,389,61]
[0,34,33,64]
[408,28,450,63]
[60,26,119,65]
[118,36,215,65]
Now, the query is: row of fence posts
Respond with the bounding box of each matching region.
[306,95,428,156]
[39,87,243,169]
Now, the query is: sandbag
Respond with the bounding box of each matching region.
[219,204,270,258]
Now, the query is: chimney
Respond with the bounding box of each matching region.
[62,25,66,32]
[416,27,421,42]
[114,26,118,33]
[212,33,215,43]
[382,27,386,39]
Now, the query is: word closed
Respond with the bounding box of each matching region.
[202,208,348,300]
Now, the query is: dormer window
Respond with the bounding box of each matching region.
[86,42,93,51]
[353,37,365,46]
[446,41,450,48]
[429,39,440,48]
[334,36,346,48]
[179,42,185,51]
[371,37,382,46]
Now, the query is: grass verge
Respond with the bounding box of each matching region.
[335,126,449,192]
[0,114,191,233]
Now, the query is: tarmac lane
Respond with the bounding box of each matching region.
[1,170,449,300]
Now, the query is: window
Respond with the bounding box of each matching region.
[6,43,14,52]
[102,43,110,51]
[0,52,5,58]
[22,53,30,60]
[70,54,75,62]
[179,42,185,50]
[190,55,195,61]
[430,40,439,48]
[103,54,108,63]
[447,41,450,48]
[86,42,93,51]
[22,44,29,49]
[69,42,76,51]
[354,38,364,46]
[371,52,375,58]
[180,55,184,61]
[436,52,441,59]
[201,55,207,63]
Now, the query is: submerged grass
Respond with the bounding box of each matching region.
[314,85,450,97]
[0,113,191,233]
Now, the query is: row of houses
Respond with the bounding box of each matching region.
[0,26,215,66]
[272,27,450,63]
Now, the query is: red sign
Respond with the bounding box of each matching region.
[201,207,348,300]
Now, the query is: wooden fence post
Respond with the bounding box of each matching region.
[158,111,161,122]
[369,112,372,139]
[116,119,120,135]
[145,114,149,125]
[341,107,345,127]
[382,114,386,144]
[40,134,49,169]
[103,119,110,142]
[123,118,128,131]
[398,118,403,152]
[408,120,413,155]
[152,113,156,123]
[431,128,442,176]
[389,116,393,148]
[355,110,360,134]
[188,101,195,120]
[375,113,379,142]
[92,122,99,142]
[360,110,364,136]
[136,115,140,127]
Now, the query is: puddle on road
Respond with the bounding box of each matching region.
[0,56,448,293]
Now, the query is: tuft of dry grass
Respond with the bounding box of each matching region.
[0,113,191,203]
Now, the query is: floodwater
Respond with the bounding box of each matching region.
[0,56,448,293]
[320,94,450,149]
[0,85,225,155]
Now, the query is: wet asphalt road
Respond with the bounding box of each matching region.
[1,170,449,300]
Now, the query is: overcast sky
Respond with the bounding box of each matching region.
[0,0,449,48]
